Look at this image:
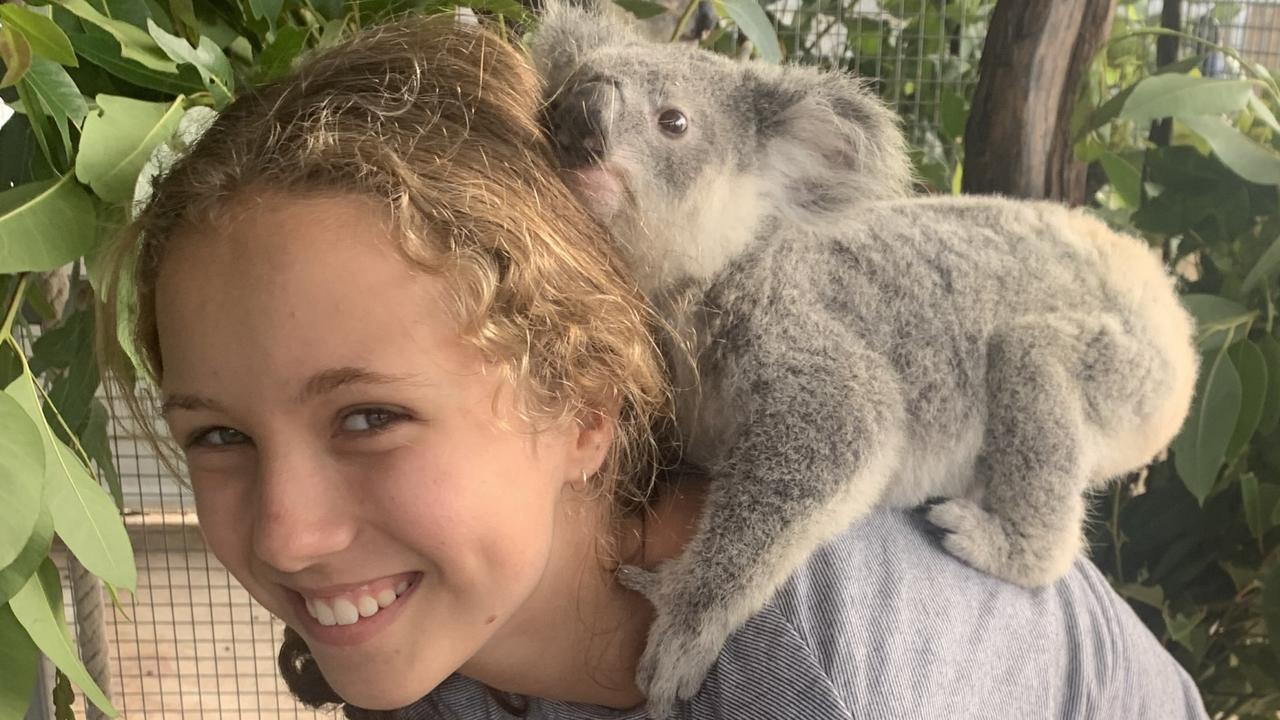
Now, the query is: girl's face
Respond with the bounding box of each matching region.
[155,193,611,709]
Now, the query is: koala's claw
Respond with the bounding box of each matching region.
[619,563,722,719]
[616,565,660,599]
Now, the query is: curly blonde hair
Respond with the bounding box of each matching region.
[97,13,671,719]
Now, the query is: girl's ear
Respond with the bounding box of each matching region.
[571,406,617,478]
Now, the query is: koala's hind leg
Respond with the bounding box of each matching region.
[923,314,1121,588]
[623,339,904,717]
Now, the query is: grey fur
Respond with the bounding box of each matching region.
[528,5,1199,716]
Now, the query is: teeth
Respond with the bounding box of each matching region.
[314,600,337,627]
[333,598,359,626]
[303,578,414,627]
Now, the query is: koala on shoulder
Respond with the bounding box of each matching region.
[528,3,1198,717]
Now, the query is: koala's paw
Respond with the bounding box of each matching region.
[617,564,724,719]
[920,498,1015,576]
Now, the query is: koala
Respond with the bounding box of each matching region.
[528,3,1199,716]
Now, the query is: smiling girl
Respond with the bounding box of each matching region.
[99,12,1209,720]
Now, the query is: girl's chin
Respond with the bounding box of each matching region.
[314,650,447,711]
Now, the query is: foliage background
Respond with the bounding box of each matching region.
[0,0,1278,717]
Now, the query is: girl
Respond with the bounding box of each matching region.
[101,13,1209,720]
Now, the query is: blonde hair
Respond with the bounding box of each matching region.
[96,13,673,718]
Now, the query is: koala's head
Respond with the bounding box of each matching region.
[527,0,912,290]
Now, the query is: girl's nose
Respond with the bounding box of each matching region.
[250,448,357,573]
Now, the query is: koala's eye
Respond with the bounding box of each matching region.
[657,109,689,136]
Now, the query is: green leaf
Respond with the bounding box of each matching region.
[1226,340,1268,460]
[0,504,53,605]
[249,0,284,29]
[1181,293,1254,350]
[256,25,307,82]
[0,603,39,720]
[53,0,177,74]
[716,0,781,63]
[0,174,97,273]
[147,19,234,104]
[1172,346,1242,505]
[0,25,33,88]
[1248,93,1280,134]
[80,400,122,510]
[1162,605,1208,652]
[614,0,669,19]
[1241,233,1280,295]
[0,4,77,67]
[1266,563,1280,665]
[9,559,116,716]
[1119,75,1253,124]
[0,392,45,572]
[21,56,88,158]
[68,31,203,96]
[1241,472,1264,540]
[76,94,184,204]
[1181,114,1280,186]
[1100,150,1142,208]
[1258,335,1280,435]
[6,374,135,591]
[939,90,966,141]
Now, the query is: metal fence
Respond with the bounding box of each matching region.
[36,1,1278,718]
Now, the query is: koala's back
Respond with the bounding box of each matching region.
[692,195,1191,497]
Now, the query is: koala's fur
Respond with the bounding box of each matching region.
[528,3,1198,715]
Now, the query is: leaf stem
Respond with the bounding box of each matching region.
[670,0,701,42]
[2,273,30,340]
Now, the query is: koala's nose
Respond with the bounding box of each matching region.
[550,80,618,167]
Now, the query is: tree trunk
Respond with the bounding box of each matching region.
[962,0,1117,205]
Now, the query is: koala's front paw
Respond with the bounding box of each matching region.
[921,497,1078,588]
[617,564,724,719]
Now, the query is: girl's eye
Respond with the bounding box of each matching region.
[340,408,404,433]
[191,427,248,448]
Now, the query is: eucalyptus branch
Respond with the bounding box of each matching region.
[2,273,30,340]
[670,0,701,43]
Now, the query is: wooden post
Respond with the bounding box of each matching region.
[962,0,1117,204]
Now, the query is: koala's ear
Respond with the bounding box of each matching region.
[747,67,913,224]
[526,0,644,93]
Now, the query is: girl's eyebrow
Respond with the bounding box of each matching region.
[160,366,423,416]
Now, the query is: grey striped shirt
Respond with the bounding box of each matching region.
[406,510,1209,719]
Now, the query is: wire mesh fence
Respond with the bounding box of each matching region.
[32,0,1278,718]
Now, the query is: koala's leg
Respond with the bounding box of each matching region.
[624,339,904,715]
[923,315,1111,588]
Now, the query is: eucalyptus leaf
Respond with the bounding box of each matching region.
[256,25,307,82]
[1258,335,1280,435]
[1172,347,1242,505]
[21,56,89,157]
[1180,293,1253,350]
[53,0,177,74]
[0,391,45,572]
[1100,150,1142,208]
[1241,472,1263,540]
[80,399,122,510]
[717,0,781,63]
[0,4,77,67]
[1118,75,1252,124]
[0,603,39,720]
[147,19,234,104]
[6,373,136,591]
[69,31,203,96]
[0,174,97,273]
[1248,94,1280,134]
[9,559,116,715]
[0,504,53,605]
[1226,341,1268,460]
[615,0,669,19]
[76,94,184,204]
[1181,114,1280,186]
[249,0,284,29]
[1241,233,1280,295]
[0,25,33,88]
